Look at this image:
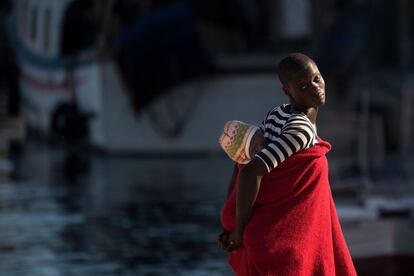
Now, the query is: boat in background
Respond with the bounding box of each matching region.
[9,0,399,195]
[8,0,286,154]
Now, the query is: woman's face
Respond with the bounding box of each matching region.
[285,62,326,109]
[249,131,266,158]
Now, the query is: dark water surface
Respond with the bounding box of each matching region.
[0,142,233,275]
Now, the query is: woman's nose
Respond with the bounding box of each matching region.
[311,82,322,91]
[310,83,319,92]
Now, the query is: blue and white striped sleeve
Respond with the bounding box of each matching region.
[259,110,271,133]
[255,115,316,173]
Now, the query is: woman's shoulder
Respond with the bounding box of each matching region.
[265,104,291,119]
[284,113,317,135]
[286,112,312,123]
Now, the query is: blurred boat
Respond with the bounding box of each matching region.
[7,0,285,154]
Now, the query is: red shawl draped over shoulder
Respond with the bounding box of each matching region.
[221,139,357,276]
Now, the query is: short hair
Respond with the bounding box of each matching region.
[277,53,316,86]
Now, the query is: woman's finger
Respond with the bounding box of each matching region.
[225,240,236,252]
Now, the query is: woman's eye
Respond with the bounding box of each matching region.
[301,85,307,89]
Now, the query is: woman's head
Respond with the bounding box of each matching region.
[277,53,326,110]
[219,120,263,164]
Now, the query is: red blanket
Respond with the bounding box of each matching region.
[221,139,357,276]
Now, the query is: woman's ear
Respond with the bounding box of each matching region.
[282,86,289,96]
[283,86,295,103]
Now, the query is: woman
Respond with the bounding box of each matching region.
[219,53,357,275]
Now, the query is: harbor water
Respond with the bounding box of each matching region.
[1,140,414,275]
[0,140,233,275]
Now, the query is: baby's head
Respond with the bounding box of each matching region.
[219,120,266,164]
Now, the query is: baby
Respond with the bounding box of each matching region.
[219,120,266,164]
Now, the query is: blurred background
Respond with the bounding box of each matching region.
[0,0,414,275]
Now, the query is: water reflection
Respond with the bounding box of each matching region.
[0,141,233,275]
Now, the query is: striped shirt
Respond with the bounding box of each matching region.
[256,104,318,173]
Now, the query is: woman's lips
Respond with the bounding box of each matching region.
[315,90,324,98]
[314,90,325,102]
